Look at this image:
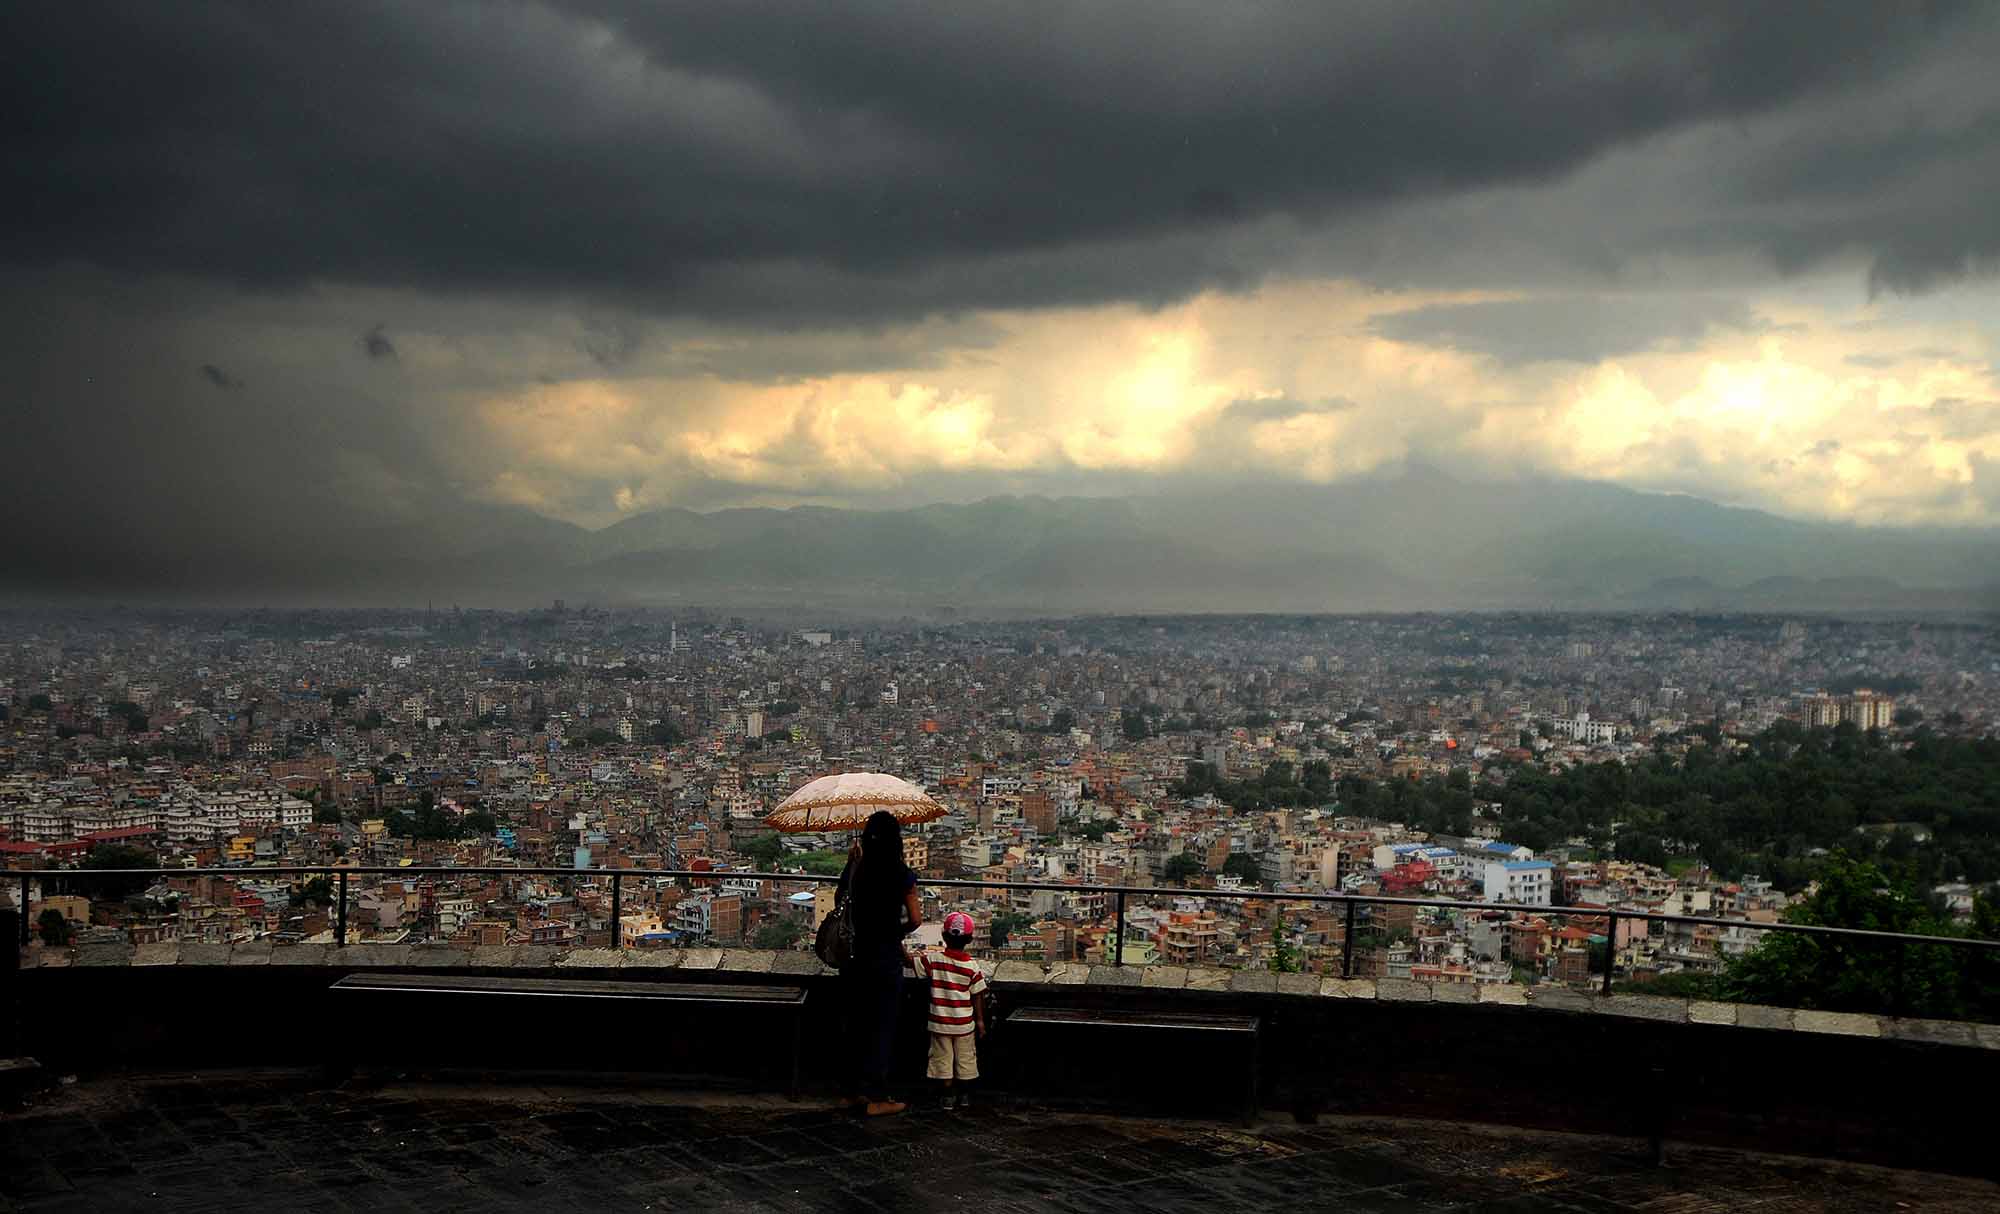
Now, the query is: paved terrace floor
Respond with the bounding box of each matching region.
[3,1072,1996,1213]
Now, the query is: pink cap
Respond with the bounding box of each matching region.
[942,911,977,938]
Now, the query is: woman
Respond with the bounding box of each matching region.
[836,809,923,1116]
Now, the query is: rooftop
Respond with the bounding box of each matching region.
[6,1071,1996,1213]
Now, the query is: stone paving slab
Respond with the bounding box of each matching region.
[177,942,229,967]
[1377,978,1433,1003]
[994,960,1048,984]
[1275,972,1319,997]
[1689,1000,1739,1026]
[1885,1017,1978,1046]
[4,1072,1993,1214]
[1604,994,1683,1023]
[1737,1004,1797,1031]
[766,950,818,975]
[719,950,775,973]
[226,940,271,966]
[1429,980,1478,1004]
[1796,1009,1881,1038]
[131,941,180,967]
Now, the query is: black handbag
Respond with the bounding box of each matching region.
[815,868,857,968]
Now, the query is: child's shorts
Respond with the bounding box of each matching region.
[927,1032,979,1080]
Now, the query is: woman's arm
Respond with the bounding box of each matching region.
[901,886,923,935]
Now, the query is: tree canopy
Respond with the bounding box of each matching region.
[1336,723,2000,889]
[1719,853,1998,1022]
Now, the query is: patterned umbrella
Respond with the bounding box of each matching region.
[763,771,947,834]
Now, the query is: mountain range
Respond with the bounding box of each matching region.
[298,466,2000,615]
[17,467,1997,612]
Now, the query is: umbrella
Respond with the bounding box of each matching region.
[763,771,947,834]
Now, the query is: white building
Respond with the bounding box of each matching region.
[1549,711,1618,744]
[1483,860,1554,907]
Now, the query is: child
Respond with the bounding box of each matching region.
[907,911,989,1109]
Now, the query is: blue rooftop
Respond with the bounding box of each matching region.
[1502,860,1554,872]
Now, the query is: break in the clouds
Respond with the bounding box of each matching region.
[6,1,2000,597]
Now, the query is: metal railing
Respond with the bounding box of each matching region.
[14,865,2000,1007]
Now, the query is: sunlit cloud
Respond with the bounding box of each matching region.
[446,278,2000,528]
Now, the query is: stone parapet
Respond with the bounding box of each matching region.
[17,941,2000,1052]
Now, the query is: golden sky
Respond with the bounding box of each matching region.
[441,277,2000,528]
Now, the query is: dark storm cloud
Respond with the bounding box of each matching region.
[1369,296,1767,364]
[199,364,242,389]
[362,325,397,360]
[2,1,1987,320]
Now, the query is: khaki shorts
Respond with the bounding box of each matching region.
[926,1031,979,1080]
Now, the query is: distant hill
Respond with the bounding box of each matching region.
[523,468,1999,613]
[34,467,1997,611]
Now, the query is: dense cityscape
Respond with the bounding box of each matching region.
[6,606,1996,1015]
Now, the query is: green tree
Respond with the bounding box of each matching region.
[1163,853,1203,884]
[1723,853,1967,1019]
[81,843,158,901]
[1269,932,1302,974]
[1064,818,1112,843]
[1121,709,1151,742]
[37,908,72,947]
[740,833,785,867]
[290,876,335,908]
[648,720,683,745]
[1221,853,1262,884]
[990,910,1035,948]
[753,916,806,950]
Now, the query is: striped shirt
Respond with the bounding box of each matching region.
[911,947,989,1036]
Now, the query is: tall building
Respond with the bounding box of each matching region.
[1800,689,1896,730]
[1021,788,1056,835]
[1845,689,1895,731]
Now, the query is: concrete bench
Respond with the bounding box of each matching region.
[1004,1006,1261,1122]
[329,972,810,1096]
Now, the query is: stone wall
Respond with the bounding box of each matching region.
[15,944,2000,1176]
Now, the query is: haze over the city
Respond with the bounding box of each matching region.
[9,3,2000,608]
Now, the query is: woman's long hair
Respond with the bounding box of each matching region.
[859,810,902,866]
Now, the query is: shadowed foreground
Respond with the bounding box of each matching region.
[3,1072,1996,1212]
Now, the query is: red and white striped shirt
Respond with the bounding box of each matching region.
[911,947,989,1036]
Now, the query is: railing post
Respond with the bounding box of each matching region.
[610,873,622,944]
[1601,911,1617,996]
[17,876,28,947]
[335,870,348,947]
[1113,891,1126,966]
[1342,897,1356,979]
[1892,938,1907,1018]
